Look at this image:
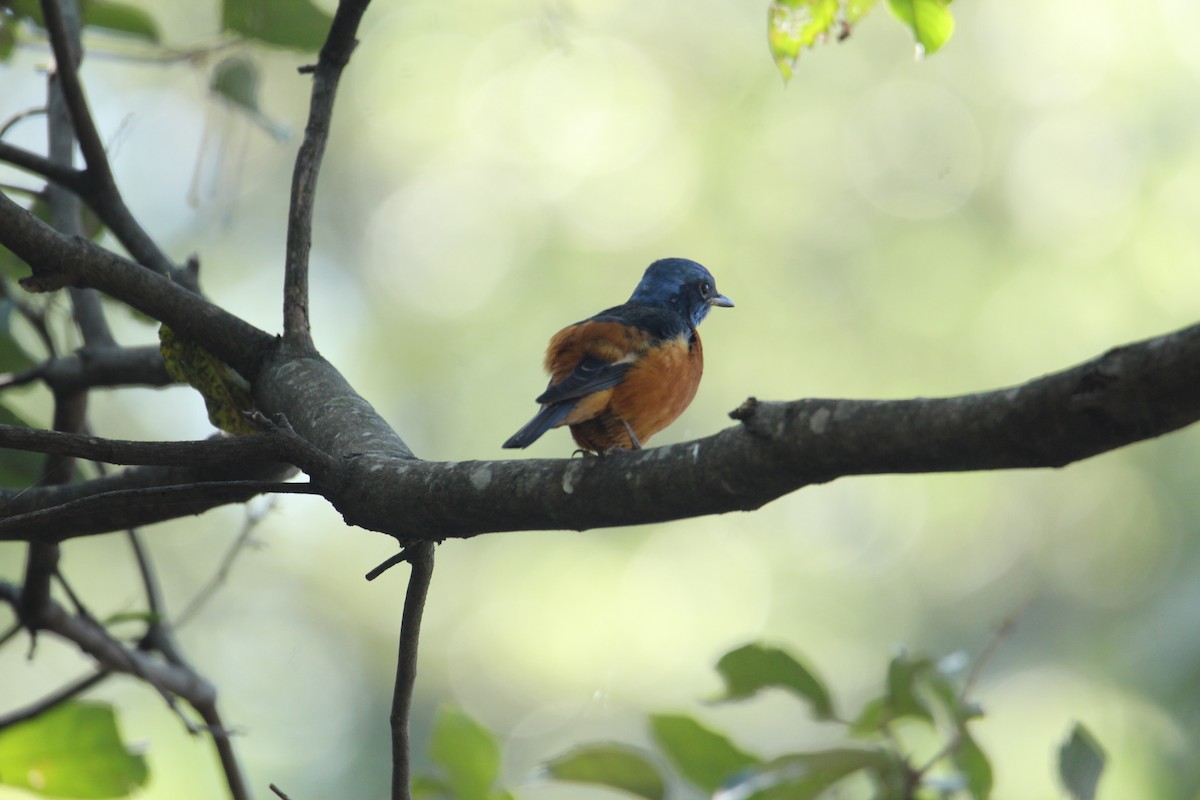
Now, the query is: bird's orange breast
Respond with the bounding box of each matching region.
[609,332,703,444]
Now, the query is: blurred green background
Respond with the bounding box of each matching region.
[3,0,1200,797]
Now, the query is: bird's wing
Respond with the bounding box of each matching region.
[535,355,632,405]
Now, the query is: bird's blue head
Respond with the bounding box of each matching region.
[628,258,734,328]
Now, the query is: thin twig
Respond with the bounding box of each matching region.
[0,579,217,706]
[390,541,435,800]
[366,549,412,581]
[0,479,320,541]
[269,784,294,800]
[38,0,106,193]
[20,389,86,632]
[43,0,115,350]
[0,670,109,731]
[38,0,183,282]
[175,498,276,628]
[0,141,88,191]
[193,702,251,800]
[0,106,48,139]
[962,605,1026,700]
[0,276,56,356]
[283,0,373,346]
[0,424,297,467]
[913,608,1026,777]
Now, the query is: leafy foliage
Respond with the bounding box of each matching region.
[1058,723,1106,800]
[1,0,159,42]
[220,0,333,51]
[766,0,954,80]
[533,641,1106,799]
[414,707,513,800]
[649,713,761,793]
[542,745,665,800]
[713,642,836,720]
[408,642,1111,799]
[885,0,954,56]
[0,702,149,799]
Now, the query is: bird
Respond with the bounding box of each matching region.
[503,258,733,454]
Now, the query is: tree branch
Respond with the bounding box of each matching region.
[0,479,320,541]
[37,0,183,283]
[0,670,109,731]
[0,141,88,193]
[305,320,1200,540]
[0,423,334,474]
[0,191,275,378]
[389,542,434,800]
[4,344,171,393]
[21,0,91,633]
[0,579,217,704]
[283,0,373,346]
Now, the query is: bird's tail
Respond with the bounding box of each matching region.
[503,404,572,449]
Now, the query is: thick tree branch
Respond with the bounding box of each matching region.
[307,320,1200,540]
[0,191,275,378]
[7,321,1198,543]
[283,0,373,345]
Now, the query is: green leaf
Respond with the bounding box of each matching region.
[954,729,993,800]
[885,0,954,56]
[714,643,836,720]
[83,1,159,42]
[221,0,332,51]
[1058,723,1105,800]
[427,707,501,800]
[767,0,882,80]
[851,653,940,736]
[732,748,899,800]
[543,744,665,800]
[883,652,934,723]
[0,405,43,486]
[0,0,158,41]
[767,0,838,81]
[648,713,760,793]
[0,701,148,799]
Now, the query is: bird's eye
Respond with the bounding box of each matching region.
[701,281,712,297]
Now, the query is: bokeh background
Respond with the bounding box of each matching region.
[4,0,1200,797]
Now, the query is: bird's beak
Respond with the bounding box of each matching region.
[710,294,734,308]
